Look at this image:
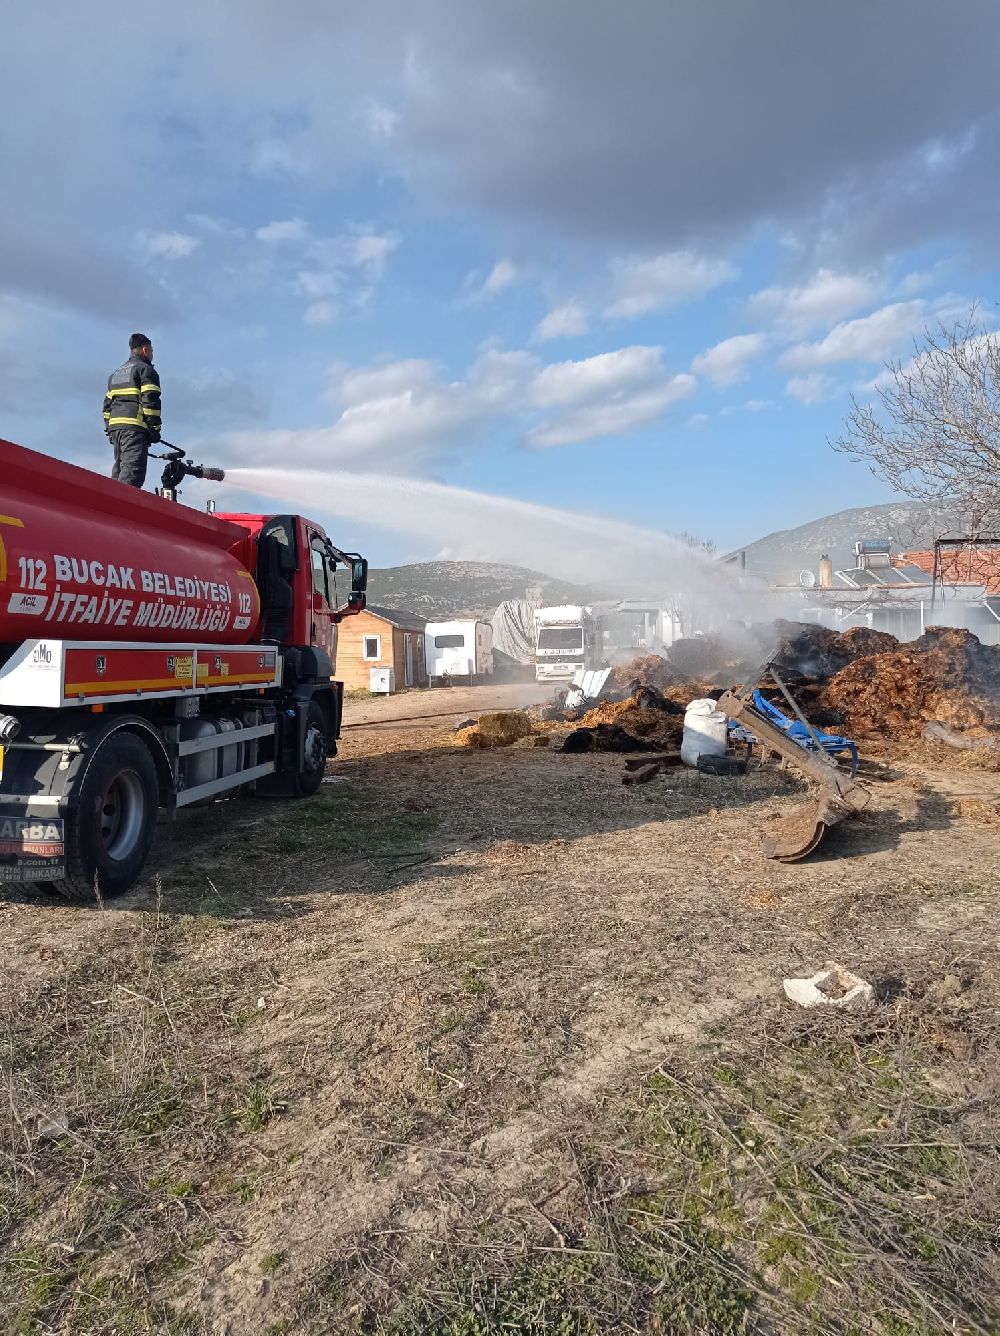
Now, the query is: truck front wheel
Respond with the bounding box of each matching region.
[59,733,159,900]
[293,698,328,798]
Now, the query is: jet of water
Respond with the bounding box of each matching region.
[225,466,700,580]
[221,465,790,633]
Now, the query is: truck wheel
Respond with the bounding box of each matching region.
[293,698,328,798]
[59,734,159,900]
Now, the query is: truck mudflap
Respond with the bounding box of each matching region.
[0,737,69,882]
[0,811,65,882]
[0,714,170,884]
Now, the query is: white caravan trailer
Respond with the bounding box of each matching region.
[426,620,494,685]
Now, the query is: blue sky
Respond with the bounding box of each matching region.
[2,2,998,568]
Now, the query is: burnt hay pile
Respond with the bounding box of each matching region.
[601,624,1000,746]
[608,654,686,693]
[553,686,686,754]
[821,627,1000,739]
[534,624,999,756]
[770,621,899,680]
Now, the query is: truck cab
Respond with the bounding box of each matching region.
[533,605,603,683]
[217,513,367,671]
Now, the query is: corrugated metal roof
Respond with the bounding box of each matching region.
[563,667,612,711]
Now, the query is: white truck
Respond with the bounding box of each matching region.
[533,605,603,683]
[426,620,494,685]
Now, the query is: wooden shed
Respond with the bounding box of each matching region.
[337,604,428,692]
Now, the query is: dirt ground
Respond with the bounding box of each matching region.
[1,684,999,1334]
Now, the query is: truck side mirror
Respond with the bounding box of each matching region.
[351,558,368,594]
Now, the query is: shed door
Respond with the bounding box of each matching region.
[404,633,414,687]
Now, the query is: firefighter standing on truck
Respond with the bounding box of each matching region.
[102,333,162,488]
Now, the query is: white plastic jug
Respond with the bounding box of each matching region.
[681,698,728,768]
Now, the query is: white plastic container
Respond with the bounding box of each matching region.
[681,698,728,768]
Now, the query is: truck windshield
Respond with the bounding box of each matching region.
[538,627,583,651]
[434,634,465,648]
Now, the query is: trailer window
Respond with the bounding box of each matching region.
[434,633,465,649]
[538,627,583,650]
[363,635,381,661]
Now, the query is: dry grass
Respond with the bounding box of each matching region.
[0,889,284,1333]
[293,976,1000,1335]
[1,701,999,1332]
[481,839,537,866]
[954,797,1000,826]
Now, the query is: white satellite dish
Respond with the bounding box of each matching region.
[799,569,817,589]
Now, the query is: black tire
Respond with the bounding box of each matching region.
[58,733,159,900]
[293,698,328,798]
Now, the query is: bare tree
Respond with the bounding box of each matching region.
[679,531,718,555]
[833,310,1000,531]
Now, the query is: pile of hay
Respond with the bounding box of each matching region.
[821,628,1000,738]
[455,711,534,749]
[559,689,686,753]
[769,620,899,680]
[608,654,685,693]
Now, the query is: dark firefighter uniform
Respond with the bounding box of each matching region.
[102,353,162,487]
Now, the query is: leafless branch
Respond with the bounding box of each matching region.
[833,307,1000,531]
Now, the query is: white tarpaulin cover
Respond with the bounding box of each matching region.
[491,600,536,664]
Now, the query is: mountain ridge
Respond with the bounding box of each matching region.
[364,560,607,619]
[730,500,967,583]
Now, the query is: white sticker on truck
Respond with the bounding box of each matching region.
[7,592,45,615]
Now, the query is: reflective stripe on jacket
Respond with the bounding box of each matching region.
[102,353,161,436]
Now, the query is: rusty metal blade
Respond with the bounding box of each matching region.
[761,792,867,863]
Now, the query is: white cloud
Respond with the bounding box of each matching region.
[781,300,926,370]
[744,398,770,411]
[314,356,496,466]
[483,258,518,295]
[339,359,442,405]
[251,139,309,178]
[529,378,696,446]
[141,230,200,261]
[352,231,399,277]
[686,413,709,429]
[363,101,399,140]
[296,270,339,299]
[219,342,695,469]
[256,218,309,244]
[467,348,538,404]
[530,345,696,446]
[304,301,335,326]
[185,213,245,239]
[749,269,880,335]
[896,268,939,297]
[691,332,767,386]
[534,302,589,341]
[786,373,836,404]
[458,257,520,304]
[532,345,661,406]
[605,251,736,319]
